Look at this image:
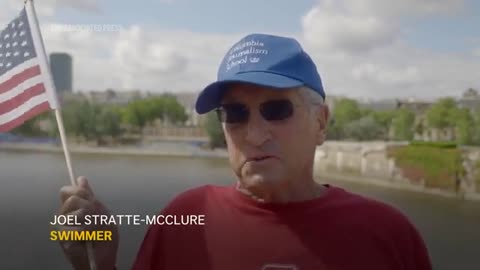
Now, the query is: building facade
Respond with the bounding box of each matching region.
[50,53,73,94]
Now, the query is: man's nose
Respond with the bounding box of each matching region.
[245,111,271,146]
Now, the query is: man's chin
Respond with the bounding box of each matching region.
[241,173,283,188]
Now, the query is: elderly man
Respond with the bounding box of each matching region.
[59,34,432,270]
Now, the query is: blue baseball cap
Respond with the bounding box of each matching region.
[195,33,325,114]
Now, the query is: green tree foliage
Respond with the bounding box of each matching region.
[63,100,97,140]
[204,111,225,148]
[157,95,188,124]
[327,98,363,140]
[123,95,188,131]
[472,110,480,145]
[424,98,478,145]
[455,108,475,145]
[389,143,463,190]
[326,118,342,140]
[123,99,149,132]
[426,98,457,129]
[369,110,396,140]
[391,108,415,141]
[343,116,383,141]
[11,116,45,137]
[333,98,363,126]
[7,94,188,144]
[62,100,124,144]
[96,106,123,140]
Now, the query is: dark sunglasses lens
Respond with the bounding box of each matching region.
[218,104,249,123]
[261,100,293,121]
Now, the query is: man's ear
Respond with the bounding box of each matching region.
[315,104,329,145]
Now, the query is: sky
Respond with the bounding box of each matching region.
[1,0,479,101]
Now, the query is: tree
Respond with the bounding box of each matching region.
[343,116,383,141]
[426,98,457,130]
[123,95,188,131]
[326,118,342,140]
[329,98,363,139]
[472,110,480,146]
[62,100,124,144]
[96,106,123,141]
[391,108,415,141]
[369,110,396,140]
[123,100,150,132]
[455,108,474,145]
[204,111,225,148]
[333,98,363,126]
[11,115,46,137]
[159,95,188,124]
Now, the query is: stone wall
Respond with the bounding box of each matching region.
[314,141,480,197]
[461,147,480,193]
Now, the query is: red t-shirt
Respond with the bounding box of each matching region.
[132,184,432,270]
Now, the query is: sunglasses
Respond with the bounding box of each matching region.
[216,99,295,124]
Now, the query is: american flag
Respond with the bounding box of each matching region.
[0,6,58,132]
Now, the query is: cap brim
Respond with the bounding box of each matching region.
[195,72,304,114]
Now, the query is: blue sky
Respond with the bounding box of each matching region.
[401,0,480,53]
[2,0,479,99]
[54,0,316,33]
[49,0,480,53]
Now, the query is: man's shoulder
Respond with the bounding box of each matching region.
[328,185,414,228]
[161,184,230,214]
[325,186,431,269]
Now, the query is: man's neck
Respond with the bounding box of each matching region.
[235,180,326,204]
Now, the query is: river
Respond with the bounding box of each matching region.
[0,151,479,270]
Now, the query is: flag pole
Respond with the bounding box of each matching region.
[24,0,97,269]
[23,0,76,186]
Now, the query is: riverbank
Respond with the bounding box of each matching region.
[317,172,480,202]
[2,141,479,201]
[0,142,228,159]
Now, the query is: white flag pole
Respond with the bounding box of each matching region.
[24,0,97,269]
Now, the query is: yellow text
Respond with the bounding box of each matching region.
[50,230,112,241]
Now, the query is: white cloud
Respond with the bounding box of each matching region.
[302,0,465,55]
[304,41,480,100]
[473,48,480,57]
[39,20,479,100]
[0,0,100,26]
[42,24,241,92]
[298,0,477,100]
[3,0,477,101]
[302,6,398,54]
[58,0,101,12]
[338,0,464,18]
[352,63,420,86]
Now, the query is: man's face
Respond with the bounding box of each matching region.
[220,84,328,191]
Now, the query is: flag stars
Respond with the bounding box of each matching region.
[0,12,36,76]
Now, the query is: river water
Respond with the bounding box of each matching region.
[0,151,479,270]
